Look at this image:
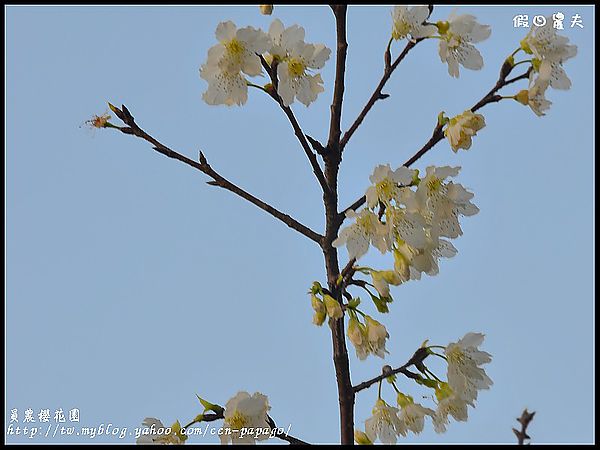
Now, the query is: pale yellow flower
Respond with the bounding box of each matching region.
[444,110,486,152]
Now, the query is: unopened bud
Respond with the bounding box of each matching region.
[259,5,273,15]
[515,90,530,106]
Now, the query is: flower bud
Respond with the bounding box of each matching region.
[354,430,373,445]
[311,294,327,326]
[259,4,273,15]
[323,294,343,320]
[515,90,530,106]
[436,20,450,35]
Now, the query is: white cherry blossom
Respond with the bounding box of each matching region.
[347,315,389,360]
[136,418,185,445]
[445,332,493,406]
[438,14,491,78]
[365,399,406,444]
[200,21,270,106]
[267,19,305,61]
[333,209,388,261]
[412,166,479,242]
[391,5,437,41]
[277,43,330,106]
[521,18,577,90]
[407,236,458,277]
[220,391,271,445]
[432,383,469,434]
[515,73,552,117]
[385,205,428,250]
[266,19,331,106]
[396,394,435,435]
[366,164,415,209]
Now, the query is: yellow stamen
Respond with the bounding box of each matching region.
[287,58,306,78]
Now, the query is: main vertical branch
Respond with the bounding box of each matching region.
[327,5,348,151]
[324,5,354,445]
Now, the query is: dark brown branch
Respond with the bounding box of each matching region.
[340,39,421,151]
[338,258,356,291]
[513,409,535,445]
[108,104,324,245]
[339,66,533,219]
[340,258,356,280]
[353,347,429,393]
[279,104,331,194]
[472,66,532,112]
[320,7,355,444]
[327,5,348,152]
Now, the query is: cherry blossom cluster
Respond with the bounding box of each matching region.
[322,164,478,363]
[199,19,330,107]
[136,391,271,445]
[389,6,577,117]
[334,164,478,288]
[355,333,493,444]
[391,6,491,78]
[513,18,577,116]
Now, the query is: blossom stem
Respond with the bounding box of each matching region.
[513,59,532,67]
[182,419,199,430]
[247,82,267,92]
[424,367,442,382]
[430,352,448,361]
[353,308,368,319]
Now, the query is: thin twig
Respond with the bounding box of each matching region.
[353,347,429,393]
[279,103,331,194]
[340,39,420,151]
[259,56,330,194]
[340,5,435,151]
[108,104,324,245]
[512,409,535,445]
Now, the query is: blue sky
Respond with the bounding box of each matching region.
[5,5,594,444]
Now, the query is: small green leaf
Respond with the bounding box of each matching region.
[196,394,224,414]
[370,294,389,314]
